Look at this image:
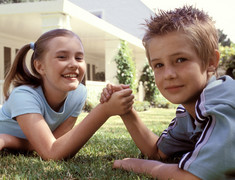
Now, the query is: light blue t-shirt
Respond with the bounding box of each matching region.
[0,84,87,139]
[157,75,235,180]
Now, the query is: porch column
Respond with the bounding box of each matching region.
[41,13,71,33]
[134,52,148,81]
[134,52,148,101]
[105,39,121,84]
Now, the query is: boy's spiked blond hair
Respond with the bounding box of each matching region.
[143,5,218,69]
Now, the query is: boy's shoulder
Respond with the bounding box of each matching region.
[205,75,234,90]
[203,75,235,103]
[197,75,235,119]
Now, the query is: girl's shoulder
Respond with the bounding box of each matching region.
[8,85,44,104]
[10,85,40,97]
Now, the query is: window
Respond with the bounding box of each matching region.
[4,47,11,77]
[87,63,91,80]
[92,64,96,80]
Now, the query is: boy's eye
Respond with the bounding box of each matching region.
[176,58,187,63]
[154,63,163,68]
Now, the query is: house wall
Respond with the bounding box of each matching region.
[69,0,154,39]
[0,0,147,105]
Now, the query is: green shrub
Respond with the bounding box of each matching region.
[134,101,150,112]
[139,64,159,103]
[114,40,137,93]
[83,100,95,112]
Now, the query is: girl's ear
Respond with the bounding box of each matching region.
[34,59,45,75]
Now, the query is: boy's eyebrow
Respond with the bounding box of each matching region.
[150,58,160,62]
[150,52,188,61]
[169,52,186,57]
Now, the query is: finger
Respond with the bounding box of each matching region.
[121,84,130,89]
[113,160,122,169]
[100,93,106,103]
[119,88,133,97]
[103,88,111,99]
[106,84,113,94]
[111,84,125,92]
[123,101,134,113]
[125,94,135,103]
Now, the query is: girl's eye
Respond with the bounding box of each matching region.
[75,56,83,61]
[176,58,187,63]
[57,55,66,59]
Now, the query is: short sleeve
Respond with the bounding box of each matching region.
[157,106,197,157]
[66,83,87,118]
[5,86,42,119]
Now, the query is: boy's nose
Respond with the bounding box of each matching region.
[164,66,177,79]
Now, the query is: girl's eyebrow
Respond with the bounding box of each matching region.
[55,50,84,55]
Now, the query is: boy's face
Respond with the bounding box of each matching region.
[148,31,209,108]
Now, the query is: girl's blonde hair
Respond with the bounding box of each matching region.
[143,6,218,69]
[3,29,82,100]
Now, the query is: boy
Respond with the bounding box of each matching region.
[101,6,235,180]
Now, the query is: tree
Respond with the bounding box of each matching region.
[139,63,158,103]
[219,44,235,78]
[218,29,235,78]
[218,29,231,47]
[114,40,136,92]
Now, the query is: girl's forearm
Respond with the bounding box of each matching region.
[49,103,110,160]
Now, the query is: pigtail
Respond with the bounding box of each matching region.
[3,44,41,100]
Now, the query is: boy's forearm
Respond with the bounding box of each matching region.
[113,158,200,180]
[120,109,160,159]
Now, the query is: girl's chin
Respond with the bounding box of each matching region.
[66,83,79,91]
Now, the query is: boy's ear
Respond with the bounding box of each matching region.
[209,50,220,68]
[207,50,220,73]
[34,59,45,75]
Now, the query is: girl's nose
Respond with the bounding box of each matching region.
[68,58,79,69]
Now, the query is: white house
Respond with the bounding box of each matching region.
[0,0,153,105]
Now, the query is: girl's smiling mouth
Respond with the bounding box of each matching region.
[62,73,78,78]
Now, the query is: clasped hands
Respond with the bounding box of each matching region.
[100,84,134,115]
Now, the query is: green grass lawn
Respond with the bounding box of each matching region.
[0,108,175,179]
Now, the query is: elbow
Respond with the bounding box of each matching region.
[39,151,61,161]
[37,149,75,161]
[40,153,74,161]
[145,148,167,161]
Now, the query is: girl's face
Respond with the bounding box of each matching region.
[148,32,210,112]
[35,35,86,97]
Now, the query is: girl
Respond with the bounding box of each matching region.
[0,29,134,160]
